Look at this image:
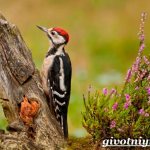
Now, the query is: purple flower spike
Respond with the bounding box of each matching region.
[132,57,141,73]
[112,102,118,111]
[139,43,145,53]
[125,69,132,82]
[103,88,108,95]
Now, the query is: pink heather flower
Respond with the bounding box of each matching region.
[139,69,147,80]
[133,57,141,71]
[138,12,146,40]
[148,99,150,105]
[103,88,108,95]
[135,86,139,90]
[147,75,150,80]
[136,56,141,64]
[124,101,131,109]
[132,63,138,73]
[144,113,149,117]
[112,102,118,111]
[139,34,145,41]
[138,108,149,117]
[110,88,117,97]
[137,58,141,66]
[110,120,116,129]
[143,56,150,65]
[139,43,145,53]
[139,108,145,115]
[110,88,116,94]
[125,69,132,82]
[147,88,150,95]
[125,94,131,101]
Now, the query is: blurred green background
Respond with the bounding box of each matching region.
[0,0,150,137]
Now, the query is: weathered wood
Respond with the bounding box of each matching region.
[0,13,64,149]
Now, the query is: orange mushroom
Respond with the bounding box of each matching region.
[20,96,40,125]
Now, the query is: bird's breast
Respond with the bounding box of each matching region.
[41,55,55,95]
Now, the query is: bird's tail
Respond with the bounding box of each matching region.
[63,114,68,139]
[60,113,68,139]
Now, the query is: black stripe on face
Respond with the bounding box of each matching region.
[47,33,55,44]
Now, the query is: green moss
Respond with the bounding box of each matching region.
[67,136,95,150]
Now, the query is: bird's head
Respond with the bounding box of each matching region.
[37,26,69,47]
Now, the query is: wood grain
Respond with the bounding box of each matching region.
[0,13,64,150]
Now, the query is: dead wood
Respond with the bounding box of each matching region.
[0,13,64,150]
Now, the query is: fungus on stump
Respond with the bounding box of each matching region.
[0,13,64,149]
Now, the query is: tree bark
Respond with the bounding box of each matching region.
[0,13,64,149]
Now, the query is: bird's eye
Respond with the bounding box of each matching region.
[51,31,55,35]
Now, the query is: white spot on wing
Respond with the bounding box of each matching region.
[55,98,66,106]
[53,90,66,98]
[55,105,60,112]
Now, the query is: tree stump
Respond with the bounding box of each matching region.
[0,13,64,149]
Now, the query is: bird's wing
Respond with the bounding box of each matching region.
[47,54,71,119]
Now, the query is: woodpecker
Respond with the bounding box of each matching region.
[37,26,72,138]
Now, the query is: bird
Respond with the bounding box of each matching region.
[37,25,72,139]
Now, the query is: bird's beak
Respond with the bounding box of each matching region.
[37,25,48,33]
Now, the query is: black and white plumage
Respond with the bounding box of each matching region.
[37,26,71,138]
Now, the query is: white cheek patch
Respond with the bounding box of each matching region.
[53,35,65,45]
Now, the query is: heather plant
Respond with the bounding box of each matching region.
[82,12,150,142]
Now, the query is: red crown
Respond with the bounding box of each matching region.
[52,27,69,43]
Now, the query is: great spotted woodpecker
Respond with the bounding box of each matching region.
[37,26,72,138]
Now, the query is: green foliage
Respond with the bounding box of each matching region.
[82,13,150,141]
[0,105,7,130]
